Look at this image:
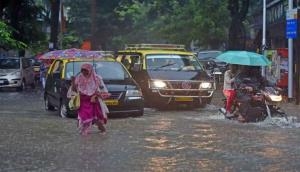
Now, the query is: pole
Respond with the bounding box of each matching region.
[262,0,266,77]
[288,0,293,100]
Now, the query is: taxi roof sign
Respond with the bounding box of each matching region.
[125,44,186,51]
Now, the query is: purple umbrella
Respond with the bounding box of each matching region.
[38,48,103,60]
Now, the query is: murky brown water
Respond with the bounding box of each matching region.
[1,89,300,172]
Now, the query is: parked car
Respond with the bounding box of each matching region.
[44,57,144,118]
[0,57,35,91]
[197,50,227,73]
[116,44,215,108]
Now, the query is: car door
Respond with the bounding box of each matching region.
[117,53,147,94]
[46,60,64,107]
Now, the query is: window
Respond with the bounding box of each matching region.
[0,58,20,69]
[146,54,203,71]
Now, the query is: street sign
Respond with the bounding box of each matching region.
[286,19,298,38]
[286,8,298,20]
[286,9,298,39]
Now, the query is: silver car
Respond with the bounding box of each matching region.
[0,57,35,91]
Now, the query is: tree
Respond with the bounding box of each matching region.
[114,0,229,50]
[50,0,60,50]
[0,21,26,50]
[0,0,48,54]
[64,0,231,50]
[227,0,250,50]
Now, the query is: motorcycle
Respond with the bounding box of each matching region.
[219,78,288,123]
[261,86,288,120]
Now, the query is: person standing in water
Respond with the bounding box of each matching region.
[70,63,110,135]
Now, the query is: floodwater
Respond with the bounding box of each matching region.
[0,88,300,172]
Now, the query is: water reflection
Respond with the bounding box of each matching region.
[145,156,182,172]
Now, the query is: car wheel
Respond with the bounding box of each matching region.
[193,98,209,108]
[204,97,212,104]
[58,101,68,118]
[44,95,55,111]
[17,80,26,91]
[132,108,144,117]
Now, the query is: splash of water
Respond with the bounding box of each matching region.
[256,116,300,128]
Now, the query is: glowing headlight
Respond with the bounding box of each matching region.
[151,80,167,88]
[200,82,212,89]
[269,95,282,102]
[125,90,143,97]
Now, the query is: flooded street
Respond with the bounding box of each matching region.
[1,88,300,172]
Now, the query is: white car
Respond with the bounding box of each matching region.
[0,57,35,91]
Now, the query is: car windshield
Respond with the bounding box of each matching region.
[197,51,222,60]
[146,54,204,71]
[0,58,20,69]
[65,61,130,80]
[29,58,42,66]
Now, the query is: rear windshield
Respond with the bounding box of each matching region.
[0,58,20,69]
[146,54,204,71]
[65,61,130,80]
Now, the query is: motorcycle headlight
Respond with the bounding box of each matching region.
[150,80,167,89]
[125,90,143,97]
[200,82,212,89]
[269,95,282,102]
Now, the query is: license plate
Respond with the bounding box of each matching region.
[175,97,193,102]
[104,99,119,105]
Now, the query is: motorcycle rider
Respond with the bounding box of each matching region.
[222,64,239,117]
[235,66,267,90]
[232,66,267,122]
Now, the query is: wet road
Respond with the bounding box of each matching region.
[1,88,300,172]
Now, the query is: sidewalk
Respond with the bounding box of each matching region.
[211,89,300,118]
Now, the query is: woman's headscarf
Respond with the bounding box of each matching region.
[75,63,101,96]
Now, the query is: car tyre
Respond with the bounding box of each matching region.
[58,101,69,118]
[44,95,55,111]
[194,98,210,108]
[17,80,26,91]
[132,108,144,117]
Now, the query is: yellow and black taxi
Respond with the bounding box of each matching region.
[44,56,144,118]
[116,44,215,108]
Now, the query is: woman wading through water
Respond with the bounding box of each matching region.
[69,63,110,135]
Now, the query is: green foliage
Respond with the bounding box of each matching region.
[64,0,231,50]
[61,31,82,49]
[0,21,27,50]
[114,0,230,49]
[0,0,48,53]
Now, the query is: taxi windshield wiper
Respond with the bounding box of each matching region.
[153,62,176,71]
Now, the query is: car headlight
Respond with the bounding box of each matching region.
[150,80,167,89]
[200,82,212,89]
[126,90,143,97]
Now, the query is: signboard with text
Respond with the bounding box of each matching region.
[286,9,298,39]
